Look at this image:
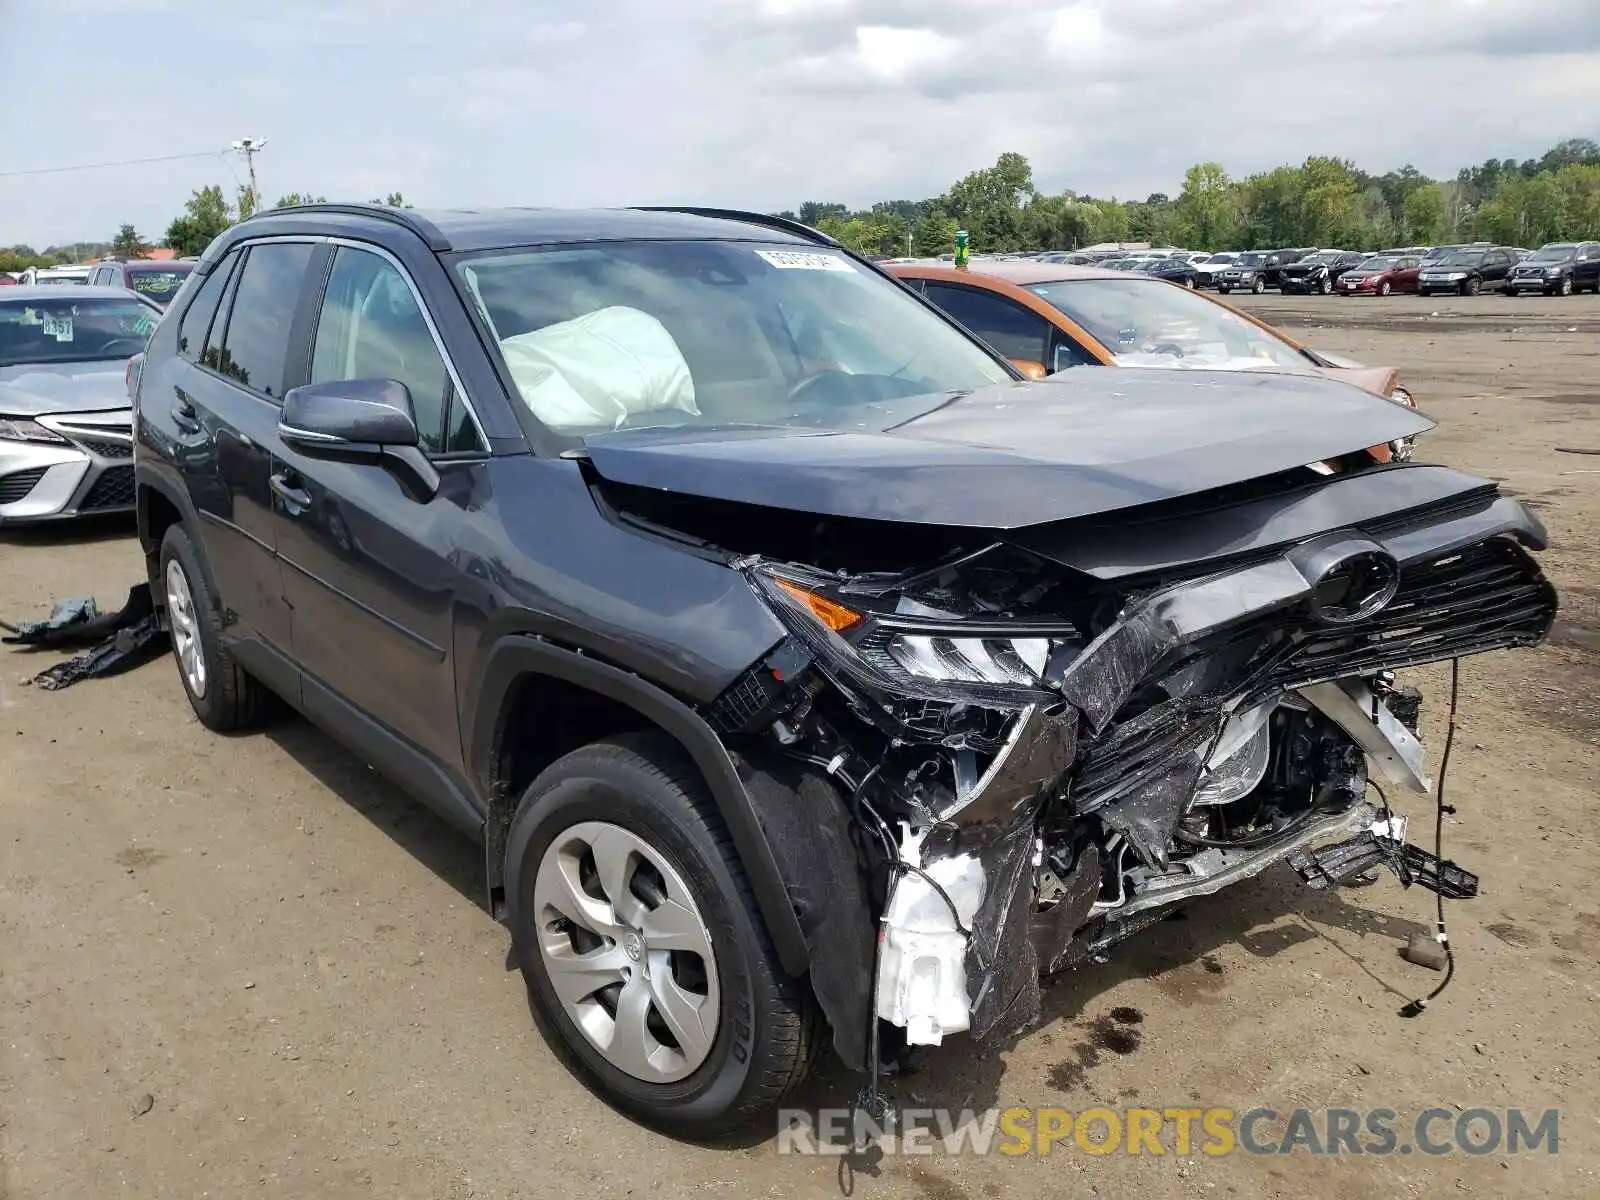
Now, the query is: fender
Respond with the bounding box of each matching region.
[469,635,811,976]
[134,460,221,602]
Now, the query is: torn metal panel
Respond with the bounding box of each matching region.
[957,803,1044,1044]
[1097,742,1211,869]
[939,705,1078,825]
[1029,848,1103,976]
[734,753,876,1071]
[1299,679,1431,794]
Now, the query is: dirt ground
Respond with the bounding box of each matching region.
[2,293,1597,1199]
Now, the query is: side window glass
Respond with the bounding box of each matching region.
[1048,329,1097,373]
[310,247,457,453]
[923,284,1050,365]
[215,242,315,399]
[178,251,238,363]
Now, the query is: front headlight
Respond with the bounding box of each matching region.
[0,416,68,445]
[751,565,1071,709]
[1545,267,1561,276]
[1448,272,1467,280]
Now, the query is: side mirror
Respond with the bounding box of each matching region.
[1008,358,1048,381]
[278,378,439,501]
[279,378,419,451]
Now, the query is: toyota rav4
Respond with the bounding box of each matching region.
[131,204,1557,1136]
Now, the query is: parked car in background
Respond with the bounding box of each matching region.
[1277,251,1367,295]
[128,204,1546,1136]
[0,286,161,522]
[1337,254,1423,296]
[1194,252,1238,288]
[18,265,92,286]
[1505,242,1600,295]
[1417,246,1520,296]
[1142,257,1200,287]
[1265,248,1318,288]
[87,260,196,309]
[887,260,1421,459]
[1417,244,1467,267]
[1216,251,1276,294]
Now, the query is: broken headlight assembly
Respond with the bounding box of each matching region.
[749,563,1079,718]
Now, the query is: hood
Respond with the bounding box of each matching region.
[0,361,131,418]
[1280,263,1321,275]
[580,371,1435,529]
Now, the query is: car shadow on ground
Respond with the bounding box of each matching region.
[788,865,1434,1152]
[261,713,486,908]
[0,512,137,547]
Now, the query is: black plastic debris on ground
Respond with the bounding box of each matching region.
[2,584,169,690]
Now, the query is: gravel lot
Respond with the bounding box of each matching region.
[3,293,1597,1199]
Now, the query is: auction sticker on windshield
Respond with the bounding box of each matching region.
[42,314,73,341]
[755,250,854,272]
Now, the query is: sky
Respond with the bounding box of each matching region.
[2,0,1598,249]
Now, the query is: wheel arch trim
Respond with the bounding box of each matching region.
[470,635,810,976]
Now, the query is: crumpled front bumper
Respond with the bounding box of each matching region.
[906,498,1556,1046]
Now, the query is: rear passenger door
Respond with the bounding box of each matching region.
[169,241,319,682]
[274,242,484,773]
[1577,243,1600,290]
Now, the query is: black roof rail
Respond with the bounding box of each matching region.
[243,202,452,251]
[631,206,838,248]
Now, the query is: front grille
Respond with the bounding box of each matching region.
[72,436,133,459]
[1271,537,1556,688]
[0,467,48,504]
[79,465,135,510]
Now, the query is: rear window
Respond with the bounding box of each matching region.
[127,265,193,305]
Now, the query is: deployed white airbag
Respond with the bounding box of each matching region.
[499,305,699,429]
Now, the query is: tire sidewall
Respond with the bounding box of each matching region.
[1559,276,1572,296]
[504,760,768,1131]
[158,526,226,725]
[1380,281,1392,296]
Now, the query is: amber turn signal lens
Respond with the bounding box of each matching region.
[773,578,863,633]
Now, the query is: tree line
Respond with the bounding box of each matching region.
[1,187,410,271]
[779,138,1600,257]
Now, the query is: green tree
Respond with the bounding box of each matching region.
[235,184,258,222]
[370,192,411,208]
[945,152,1035,251]
[163,185,235,256]
[798,201,849,225]
[911,206,958,256]
[1174,163,1239,249]
[110,224,152,260]
[273,192,328,208]
[1402,184,1448,243]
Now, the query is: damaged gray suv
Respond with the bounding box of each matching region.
[131,204,1557,1136]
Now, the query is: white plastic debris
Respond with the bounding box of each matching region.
[875,825,986,1046]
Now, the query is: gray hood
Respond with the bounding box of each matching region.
[0,360,132,418]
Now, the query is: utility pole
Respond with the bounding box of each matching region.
[231,138,267,215]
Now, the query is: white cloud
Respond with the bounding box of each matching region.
[0,0,1596,246]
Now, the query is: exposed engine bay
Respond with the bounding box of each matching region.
[599,459,1559,1072]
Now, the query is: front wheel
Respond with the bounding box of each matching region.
[1558,277,1573,297]
[1463,277,1481,296]
[1379,281,1393,296]
[1251,277,1266,294]
[1318,277,1333,295]
[505,734,819,1136]
[159,525,274,731]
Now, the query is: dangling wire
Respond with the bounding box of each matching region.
[1402,657,1461,1018]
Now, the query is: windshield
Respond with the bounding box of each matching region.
[35,274,88,286]
[1236,253,1267,267]
[1300,252,1340,266]
[1356,257,1397,272]
[1435,252,1484,268]
[1531,245,1576,262]
[126,265,193,305]
[454,240,1011,435]
[0,296,158,366]
[1026,278,1310,373]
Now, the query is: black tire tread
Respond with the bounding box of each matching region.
[159,525,272,731]
[523,733,822,1125]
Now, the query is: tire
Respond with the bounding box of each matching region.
[1251,277,1266,294]
[1558,277,1573,297]
[1379,281,1392,297]
[1464,277,1481,296]
[158,524,273,732]
[1184,276,1195,289]
[1318,277,1333,295]
[504,734,820,1137]
[1218,286,1232,295]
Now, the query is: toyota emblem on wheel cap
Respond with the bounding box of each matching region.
[1307,547,1401,625]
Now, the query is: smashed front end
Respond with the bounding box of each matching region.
[640,462,1557,1069]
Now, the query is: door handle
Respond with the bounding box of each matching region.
[171,395,202,434]
[269,471,312,513]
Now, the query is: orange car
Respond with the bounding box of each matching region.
[887,260,1418,460]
